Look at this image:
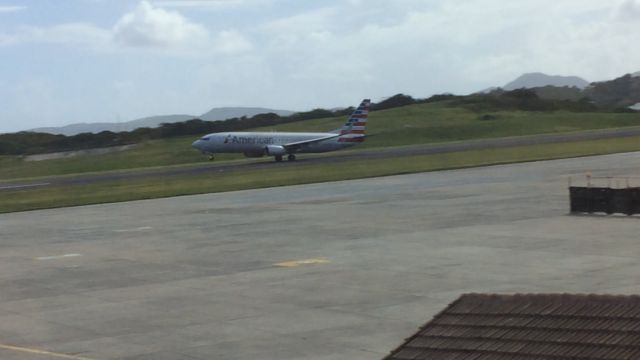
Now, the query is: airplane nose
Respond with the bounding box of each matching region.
[192,140,202,150]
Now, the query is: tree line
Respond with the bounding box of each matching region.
[449,89,598,113]
[0,94,425,155]
[0,91,627,155]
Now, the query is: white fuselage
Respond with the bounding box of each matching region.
[192,131,354,157]
[192,99,369,160]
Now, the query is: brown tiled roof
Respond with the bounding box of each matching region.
[383,294,640,360]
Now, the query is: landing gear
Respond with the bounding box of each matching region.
[208,155,215,161]
[274,154,295,162]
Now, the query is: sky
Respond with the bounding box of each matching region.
[1,0,639,133]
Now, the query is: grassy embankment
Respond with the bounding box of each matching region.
[2,101,640,213]
[3,134,640,213]
[2,101,640,181]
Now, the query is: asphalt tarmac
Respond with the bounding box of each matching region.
[2,126,640,192]
[1,152,640,359]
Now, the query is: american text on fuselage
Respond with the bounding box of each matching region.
[191,98,370,162]
[225,135,275,145]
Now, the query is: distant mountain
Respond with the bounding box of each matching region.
[200,107,293,121]
[503,72,589,90]
[31,107,295,136]
[474,71,640,110]
[32,115,195,136]
[120,114,197,130]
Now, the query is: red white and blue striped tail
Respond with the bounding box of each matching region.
[338,99,370,143]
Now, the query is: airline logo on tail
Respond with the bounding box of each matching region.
[338,99,370,143]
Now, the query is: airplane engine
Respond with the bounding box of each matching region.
[264,145,287,156]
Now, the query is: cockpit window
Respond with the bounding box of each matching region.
[201,136,210,141]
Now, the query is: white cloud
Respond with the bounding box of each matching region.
[214,30,252,53]
[151,0,253,9]
[0,5,26,13]
[615,0,640,21]
[0,1,250,55]
[27,23,110,48]
[0,23,110,48]
[6,0,640,132]
[0,33,17,46]
[247,0,640,101]
[113,1,209,48]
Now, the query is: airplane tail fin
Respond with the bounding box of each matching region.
[338,99,370,143]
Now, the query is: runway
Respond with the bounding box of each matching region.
[2,126,640,192]
[1,152,640,359]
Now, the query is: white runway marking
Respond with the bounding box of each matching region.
[273,258,330,268]
[36,253,83,261]
[0,343,97,360]
[114,226,153,233]
[0,182,51,190]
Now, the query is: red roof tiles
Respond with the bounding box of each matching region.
[383,294,640,360]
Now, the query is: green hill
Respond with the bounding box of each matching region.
[585,74,640,109]
[532,86,585,101]
[2,99,640,181]
[489,73,640,110]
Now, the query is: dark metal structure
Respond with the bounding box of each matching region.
[570,186,640,215]
[383,293,640,360]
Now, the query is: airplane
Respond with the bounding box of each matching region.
[191,99,370,162]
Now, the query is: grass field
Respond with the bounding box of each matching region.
[2,102,640,213]
[3,134,640,214]
[1,101,640,181]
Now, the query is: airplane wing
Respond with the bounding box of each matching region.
[282,134,340,152]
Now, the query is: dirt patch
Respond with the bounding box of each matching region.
[23,144,137,162]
